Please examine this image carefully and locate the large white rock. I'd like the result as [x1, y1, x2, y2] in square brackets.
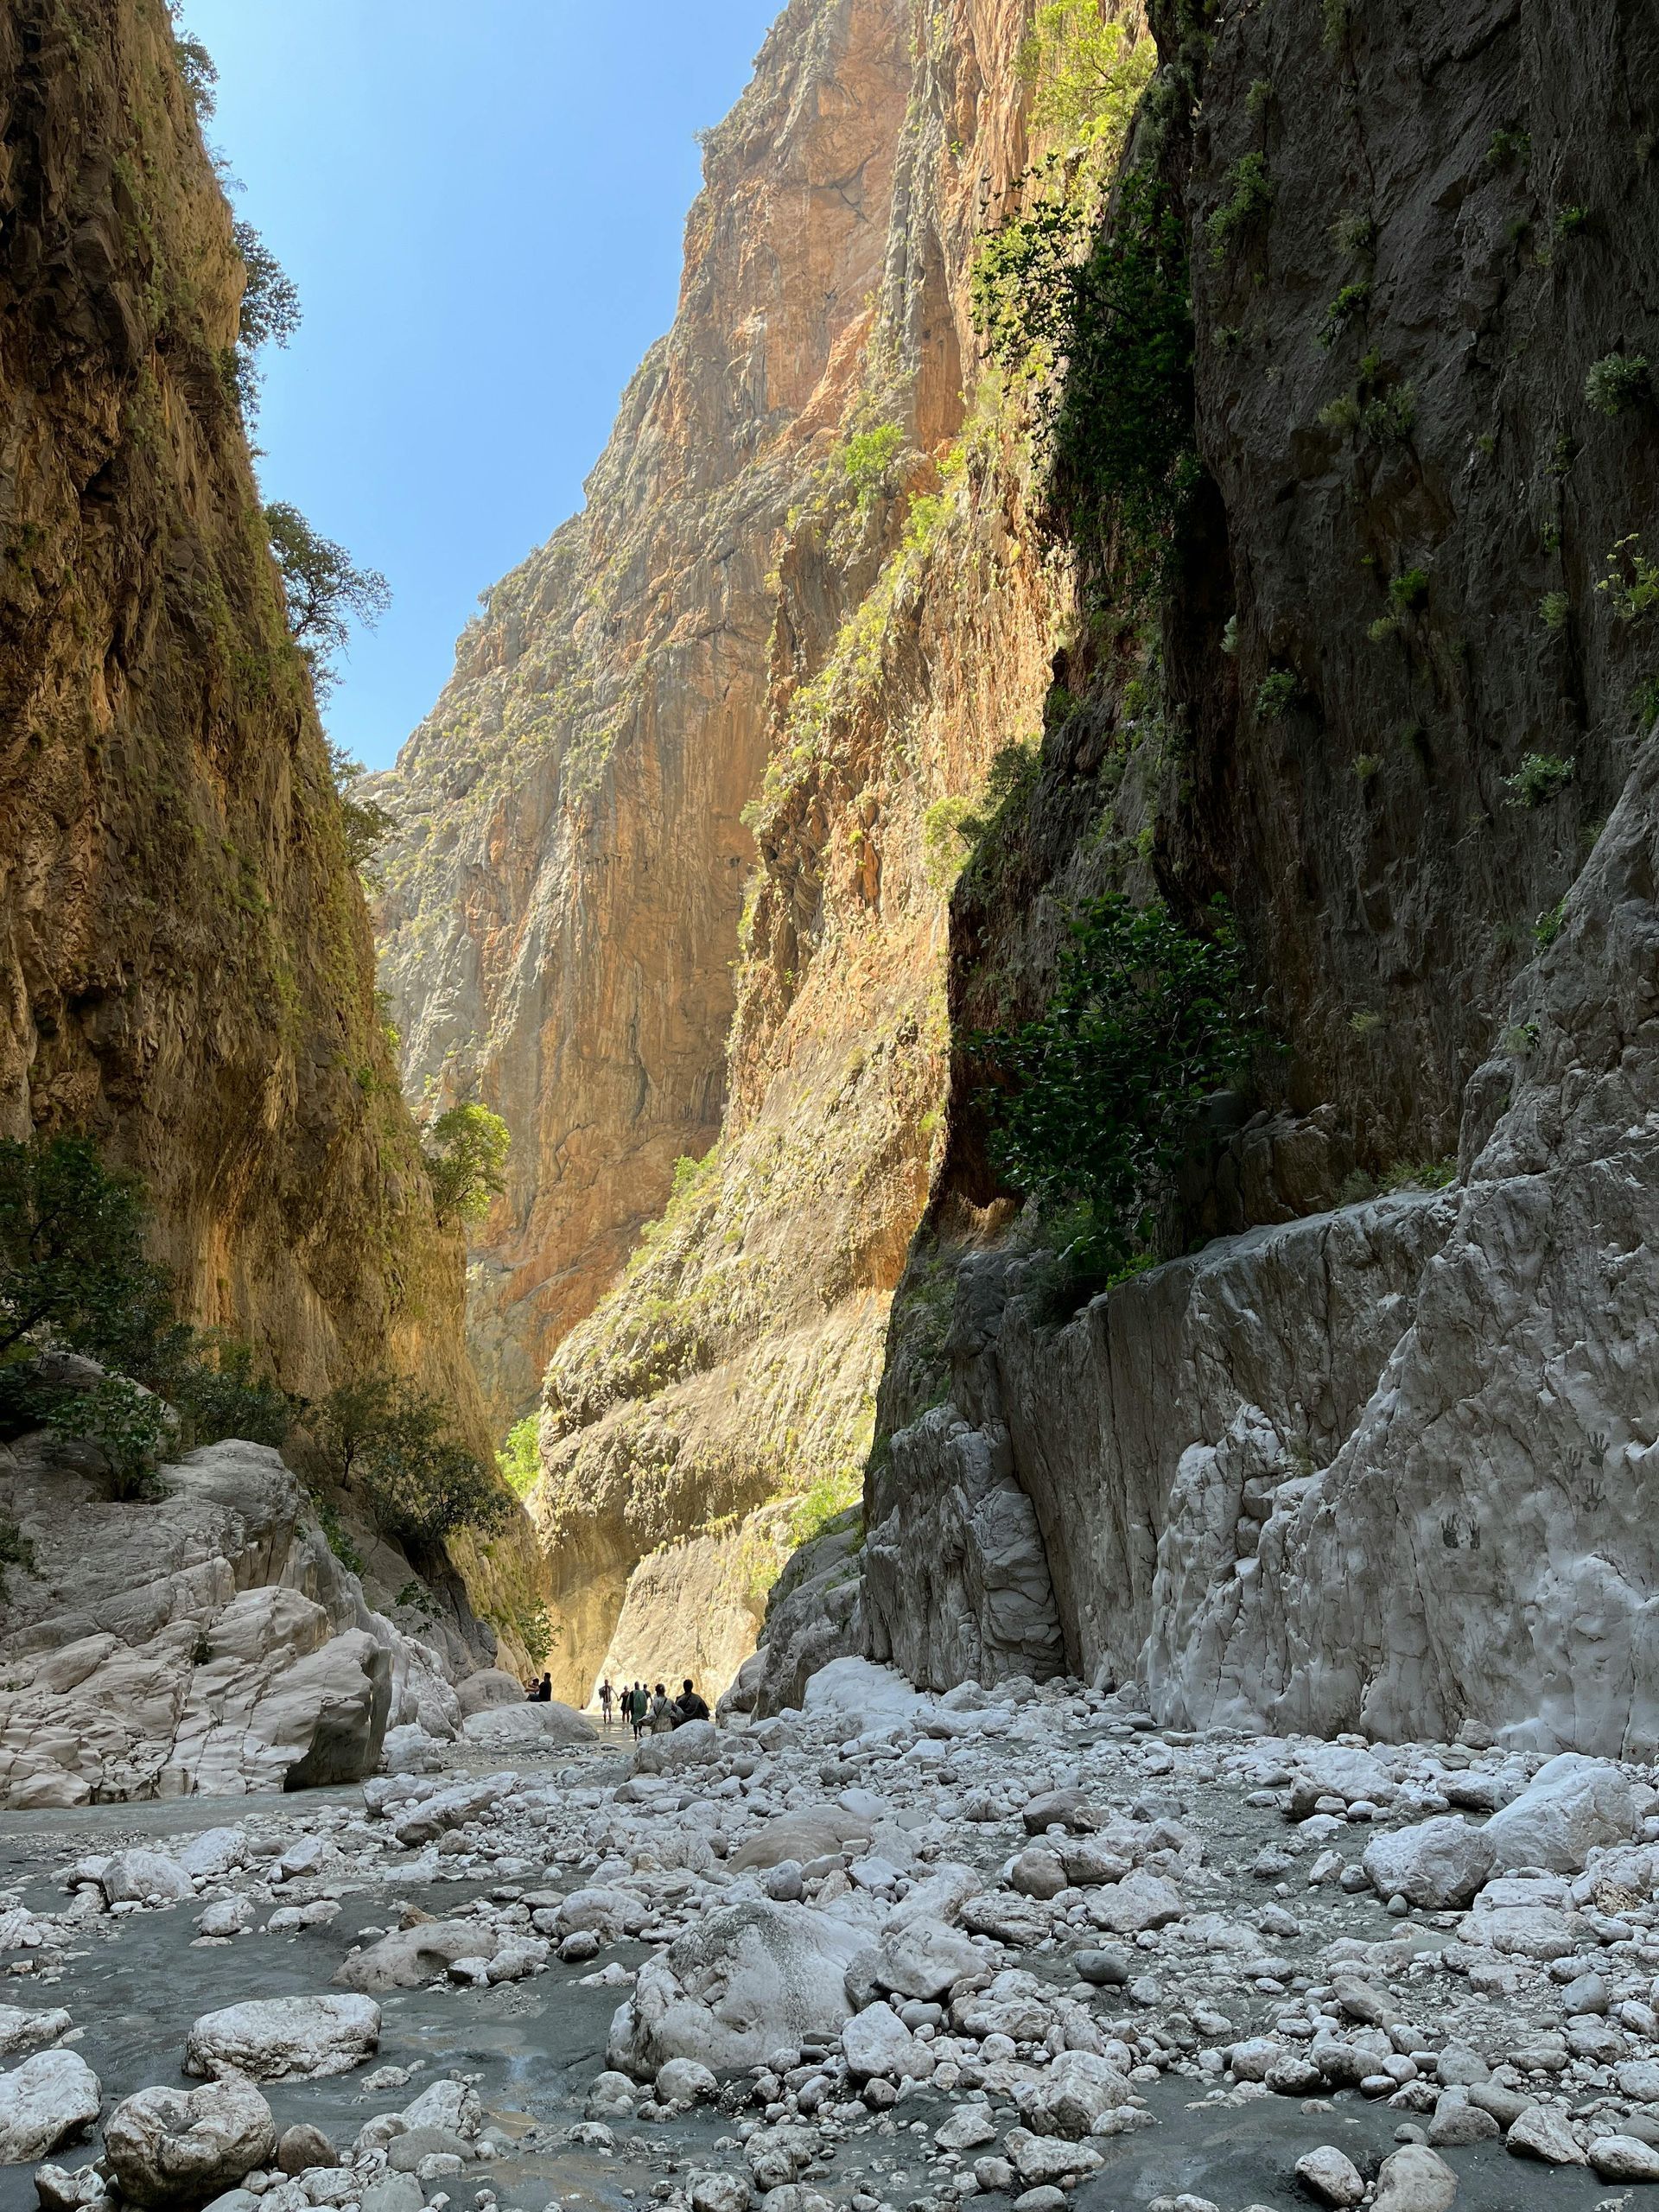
[1362, 1815, 1494, 1908]
[841, 2004, 934, 2082]
[101, 1852, 195, 1906]
[800, 1659, 925, 1732]
[1016, 2050, 1131, 2139]
[0, 2007, 71, 2059]
[1483, 1753, 1637, 1873]
[607, 1901, 866, 2077]
[868, 1916, 983, 2001]
[0, 2049, 100, 2163]
[335, 1923, 491, 1993]
[460, 1700, 595, 1750]
[633, 1719, 718, 1774]
[105, 2080, 276, 2207]
[183, 1996, 380, 2082]
[1089, 1869, 1183, 1933]
[454, 1670, 525, 1716]
[391, 1773, 517, 1846]
[0, 1442, 449, 1806]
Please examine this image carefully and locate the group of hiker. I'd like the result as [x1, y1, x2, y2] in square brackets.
[596, 1675, 709, 1736]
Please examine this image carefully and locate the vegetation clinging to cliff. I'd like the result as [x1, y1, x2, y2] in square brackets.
[973, 896, 1266, 1281]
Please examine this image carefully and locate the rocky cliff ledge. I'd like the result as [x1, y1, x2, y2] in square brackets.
[0, 0, 543, 1648]
[381, 0, 1659, 1744]
[808, 0, 1659, 1749]
[0, 1433, 461, 1807]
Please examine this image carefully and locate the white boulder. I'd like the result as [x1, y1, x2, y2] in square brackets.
[183, 1996, 380, 2082]
[1362, 1815, 1494, 1909]
[0, 2008, 71, 2059]
[1017, 2051, 1131, 2138]
[842, 2004, 934, 2082]
[1483, 1753, 1637, 1873]
[104, 2081, 275, 2207]
[607, 1901, 866, 2077]
[0, 2050, 100, 2163]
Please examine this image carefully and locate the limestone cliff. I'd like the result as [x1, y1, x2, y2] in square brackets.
[839, 0, 1659, 1751]
[0, 0, 541, 1656]
[380, 0, 1659, 1747]
[376, 0, 1075, 1701]
[372, 0, 915, 1428]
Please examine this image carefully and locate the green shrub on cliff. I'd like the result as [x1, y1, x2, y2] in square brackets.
[497, 1412, 542, 1500]
[975, 895, 1265, 1283]
[422, 1103, 511, 1226]
[264, 501, 390, 695]
[315, 1371, 512, 1554]
[0, 1136, 164, 1367]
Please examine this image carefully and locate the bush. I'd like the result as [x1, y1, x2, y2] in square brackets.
[168, 1337, 294, 1451]
[1254, 669, 1299, 720]
[1317, 282, 1372, 350]
[497, 1412, 541, 1500]
[328, 742, 396, 873]
[839, 425, 905, 511]
[1585, 353, 1650, 417]
[422, 1103, 511, 1226]
[264, 503, 390, 696]
[314, 1373, 513, 1555]
[1020, 1, 1152, 150]
[974, 894, 1266, 1281]
[1502, 752, 1576, 807]
[1207, 155, 1274, 265]
[0, 1135, 168, 1367]
[0, 1516, 36, 1605]
[1598, 534, 1659, 622]
[1052, 166, 1197, 596]
[231, 221, 301, 415]
[50, 1375, 174, 1501]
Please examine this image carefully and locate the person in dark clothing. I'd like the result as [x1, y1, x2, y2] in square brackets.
[672, 1676, 709, 1725]
[537, 1674, 552, 1701]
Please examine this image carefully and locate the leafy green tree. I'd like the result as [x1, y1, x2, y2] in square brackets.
[327, 741, 397, 872]
[496, 1412, 541, 1500]
[975, 895, 1265, 1278]
[423, 1104, 511, 1226]
[49, 1375, 175, 1502]
[264, 502, 390, 694]
[312, 1373, 513, 1556]
[169, 1337, 294, 1452]
[231, 220, 302, 415]
[0, 1136, 168, 1364]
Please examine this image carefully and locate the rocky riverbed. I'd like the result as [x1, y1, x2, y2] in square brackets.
[2, 1662, 1656, 2212]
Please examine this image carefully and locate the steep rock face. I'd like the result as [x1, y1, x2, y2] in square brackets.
[844, 0, 1659, 1748]
[384, 0, 1071, 1701]
[0, 1434, 462, 1806]
[0, 0, 543, 1657]
[0, 0, 468, 1402]
[372, 0, 914, 1428]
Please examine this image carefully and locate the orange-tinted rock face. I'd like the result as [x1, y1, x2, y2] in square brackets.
[378, 0, 1083, 1699]
[0, 0, 474, 1421]
[372, 0, 914, 1431]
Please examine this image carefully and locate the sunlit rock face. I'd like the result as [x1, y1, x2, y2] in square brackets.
[376, 0, 1066, 1700]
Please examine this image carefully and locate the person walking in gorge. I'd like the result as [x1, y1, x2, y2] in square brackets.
[629, 1681, 648, 1739]
[598, 1677, 613, 1728]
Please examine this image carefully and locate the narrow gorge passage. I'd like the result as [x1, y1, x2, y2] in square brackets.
[3, 2, 1659, 2212]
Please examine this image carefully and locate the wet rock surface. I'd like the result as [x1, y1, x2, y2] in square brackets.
[0, 1676, 1653, 2212]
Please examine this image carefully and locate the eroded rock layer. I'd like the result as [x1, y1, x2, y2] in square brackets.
[840, 0, 1659, 1749]
[0, 0, 480, 1419]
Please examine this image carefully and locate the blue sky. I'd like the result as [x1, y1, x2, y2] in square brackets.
[186, 0, 781, 769]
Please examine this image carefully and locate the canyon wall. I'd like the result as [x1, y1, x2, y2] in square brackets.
[376, 0, 1077, 1700]
[380, 0, 1659, 1744]
[842, 0, 1659, 1750]
[0, 0, 541, 1656]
